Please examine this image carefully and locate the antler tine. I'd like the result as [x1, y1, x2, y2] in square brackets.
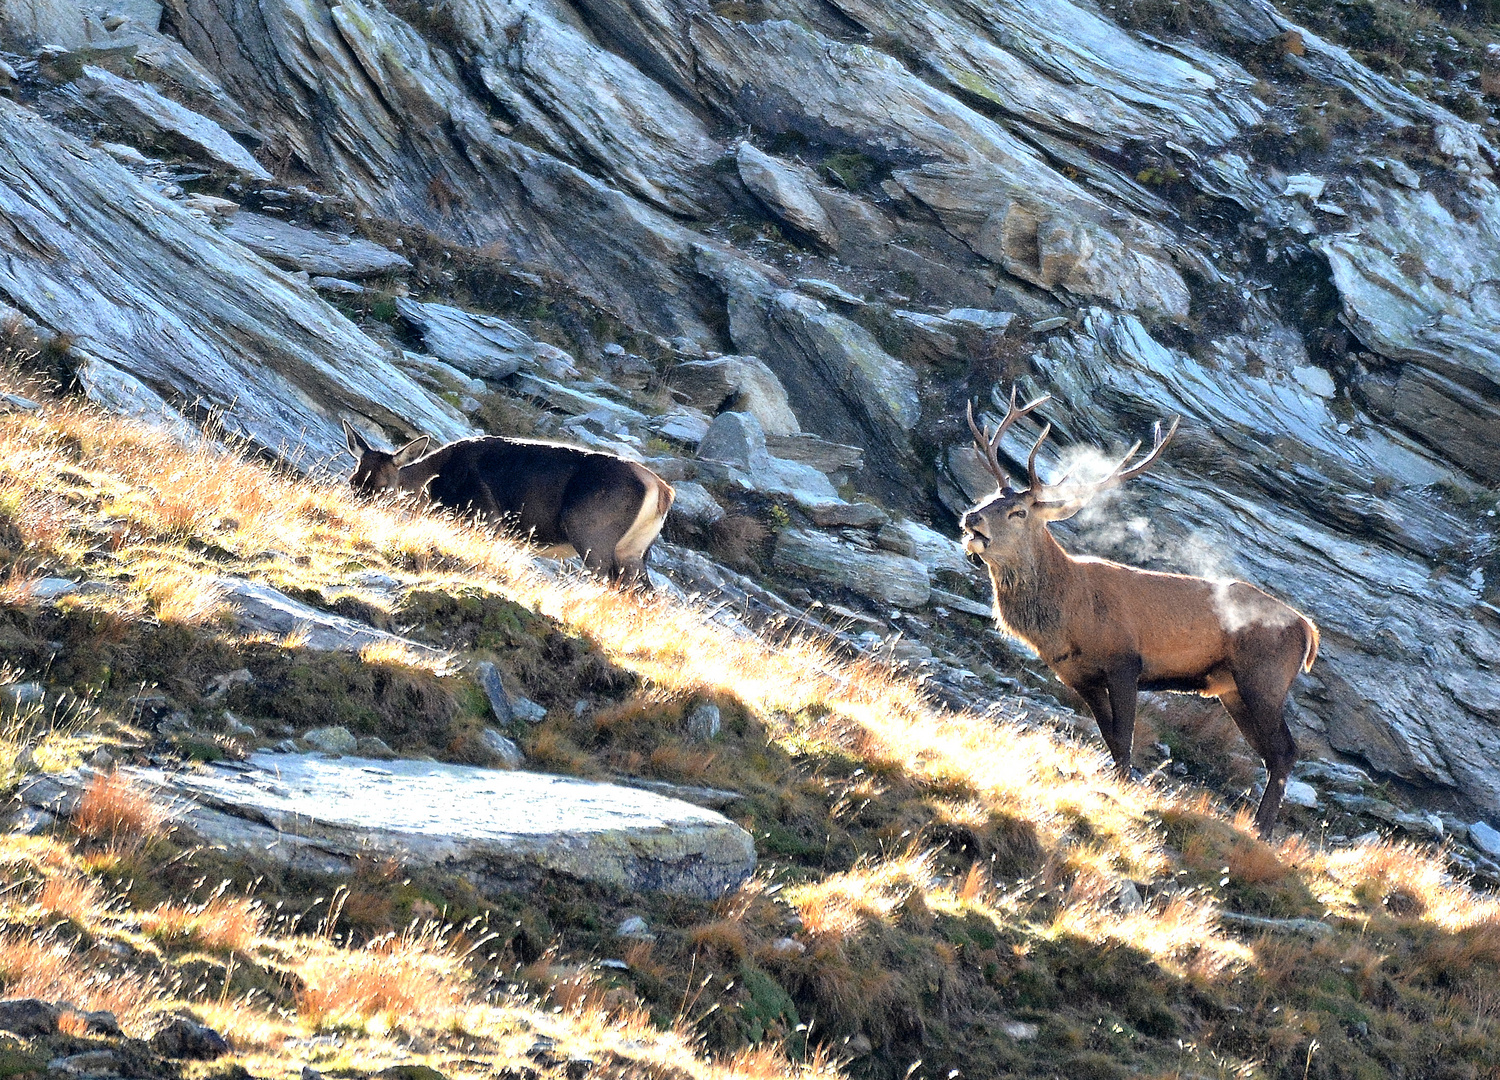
[1103, 415, 1180, 487]
[1025, 423, 1052, 491]
[967, 387, 1052, 488]
[966, 399, 1007, 485]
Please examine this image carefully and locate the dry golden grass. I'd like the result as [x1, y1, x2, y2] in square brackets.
[295, 923, 474, 1032]
[70, 770, 167, 853]
[142, 891, 266, 953]
[357, 636, 454, 675]
[131, 560, 225, 625]
[787, 848, 934, 945]
[0, 929, 162, 1026]
[34, 872, 106, 922]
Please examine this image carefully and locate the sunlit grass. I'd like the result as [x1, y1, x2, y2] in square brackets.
[295, 922, 474, 1032]
[6, 368, 1500, 1079]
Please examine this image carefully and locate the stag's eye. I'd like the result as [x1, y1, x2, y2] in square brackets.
[1009, 508, 1028, 520]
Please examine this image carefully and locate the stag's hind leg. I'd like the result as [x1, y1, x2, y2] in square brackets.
[1220, 683, 1298, 840]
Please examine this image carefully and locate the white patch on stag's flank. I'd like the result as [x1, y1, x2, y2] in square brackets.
[615, 472, 670, 563]
[1211, 579, 1297, 633]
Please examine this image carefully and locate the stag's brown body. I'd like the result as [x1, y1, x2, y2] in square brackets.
[343, 423, 673, 586]
[961, 391, 1318, 838]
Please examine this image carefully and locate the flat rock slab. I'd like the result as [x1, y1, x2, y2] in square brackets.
[221, 212, 412, 278]
[39, 754, 755, 898]
[217, 577, 441, 656]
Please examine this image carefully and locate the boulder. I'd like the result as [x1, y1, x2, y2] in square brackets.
[222, 212, 412, 279]
[148, 1016, 229, 1059]
[735, 142, 837, 249]
[60, 66, 272, 180]
[773, 528, 930, 608]
[698, 411, 773, 473]
[302, 726, 357, 755]
[216, 578, 443, 657]
[476, 660, 513, 725]
[65, 754, 756, 898]
[686, 703, 721, 741]
[396, 299, 578, 381]
[480, 728, 525, 769]
[1472, 821, 1500, 860]
[0, 999, 59, 1037]
[670, 356, 801, 436]
[697, 412, 838, 499]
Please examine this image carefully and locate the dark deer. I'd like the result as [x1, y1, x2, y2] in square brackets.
[343, 422, 674, 587]
[959, 390, 1318, 838]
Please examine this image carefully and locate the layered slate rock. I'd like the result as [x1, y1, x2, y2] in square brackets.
[0, 97, 471, 464]
[220, 212, 412, 279]
[24, 756, 756, 899]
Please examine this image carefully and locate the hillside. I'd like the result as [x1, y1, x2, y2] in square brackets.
[3, 369, 1500, 1080]
[1, 0, 1500, 1075]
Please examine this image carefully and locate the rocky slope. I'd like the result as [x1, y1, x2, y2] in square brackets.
[0, 0, 1497, 819]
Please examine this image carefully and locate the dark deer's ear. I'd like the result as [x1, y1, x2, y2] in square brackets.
[342, 419, 372, 458]
[392, 435, 431, 467]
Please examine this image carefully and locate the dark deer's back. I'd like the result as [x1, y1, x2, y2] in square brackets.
[409, 436, 671, 585]
[423, 437, 645, 546]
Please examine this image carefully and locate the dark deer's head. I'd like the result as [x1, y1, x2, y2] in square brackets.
[342, 420, 430, 495]
[960, 388, 1178, 569]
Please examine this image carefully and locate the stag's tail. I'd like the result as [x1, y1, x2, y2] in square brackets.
[1300, 617, 1320, 673]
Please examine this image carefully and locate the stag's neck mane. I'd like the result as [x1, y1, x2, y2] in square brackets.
[986, 528, 1075, 648]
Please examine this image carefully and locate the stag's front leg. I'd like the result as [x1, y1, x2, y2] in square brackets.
[1073, 678, 1131, 775]
[1104, 660, 1142, 779]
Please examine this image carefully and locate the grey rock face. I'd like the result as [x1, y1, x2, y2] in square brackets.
[221, 212, 412, 279]
[773, 528, 930, 608]
[670, 355, 801, 437]
[79, 754, 754, 898]
[61, 65, 272, 180]
[0, 97, 471, 468]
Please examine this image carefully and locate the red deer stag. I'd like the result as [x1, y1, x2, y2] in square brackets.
[343, 422, 674, 587]
[959, 389, 1318, 838]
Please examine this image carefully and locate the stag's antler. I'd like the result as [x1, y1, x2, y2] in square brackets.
[1033, 415, 1181, 516]
[966, 386, 1051, 489]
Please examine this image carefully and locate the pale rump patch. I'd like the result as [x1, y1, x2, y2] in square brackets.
[615, 468, 673, 564]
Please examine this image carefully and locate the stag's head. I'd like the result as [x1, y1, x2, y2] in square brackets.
[343, 420, 430, 495]
[959, 388, 1178, 566]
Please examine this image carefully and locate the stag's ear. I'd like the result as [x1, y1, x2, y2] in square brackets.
[342, 419, 372, 458]
[392, 435, 431, 467]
